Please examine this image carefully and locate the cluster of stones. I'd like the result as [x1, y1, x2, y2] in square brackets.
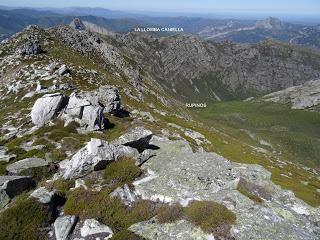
[31, 85, 121, 131]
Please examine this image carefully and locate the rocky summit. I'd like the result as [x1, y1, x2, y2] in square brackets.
[0, 16, 319, 240]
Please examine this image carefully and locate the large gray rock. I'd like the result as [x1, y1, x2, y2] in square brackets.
[30, 187, 55, 204]
[81, 105, 107, 131]
[80, 219, 113, 238]
[6, 158, 49, 175]
[0, 176, 33, 198]
[84, 85, 121, 114]
[31, 93, 66, 126]
[0, 176, 33, 209]
[114, 127, 153, 153]
[64, 92, 91, 117]
[54, 215, 77, 240]
[60, 138, 139, 179]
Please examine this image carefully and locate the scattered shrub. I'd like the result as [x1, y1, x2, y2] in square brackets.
[20, 165, 55, 182]
[157, 204, 184, 223]
[237, 180, 264, 203]
[184, 200, 236, 233]
[64, 189, 157, 234]
[112, 230, 145, 240]
[0, 196, 50, 240]
[61, 137, 84, 153]
[17, 149, 45, 160]
[47, 149, 67, 162]
[104, 157, 142, 188]
[0, 162, 7, 175]
[46, 178, 75, 196]
[47, 121, 78, 142]
[7, 147, 27, 157]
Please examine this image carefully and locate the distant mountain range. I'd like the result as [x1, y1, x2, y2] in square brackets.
[0, 7, 320, 49]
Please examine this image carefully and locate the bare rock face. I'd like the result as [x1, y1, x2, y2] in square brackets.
[31, 93, 67, 127]
[62, 86, 120, 131]
[59, 138, 139, 179]
[263, 79, 320, 109]
[83, 85, 121, 114]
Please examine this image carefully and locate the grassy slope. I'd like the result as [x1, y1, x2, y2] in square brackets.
[189, 101, 320, 206]
[196, 101, 320, 168]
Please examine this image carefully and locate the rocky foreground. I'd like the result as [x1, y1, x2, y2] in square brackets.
[0, 24, 319, 240]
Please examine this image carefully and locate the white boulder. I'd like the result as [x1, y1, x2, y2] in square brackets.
[30, 187, 55, 204]
[31, 93, 66, 126]
[80, 219, 113, 238]
[60, 138, 139, 179]
[54, 215, 77, 240]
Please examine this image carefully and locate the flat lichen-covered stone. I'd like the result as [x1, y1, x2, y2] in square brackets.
[129, 219, 214, 240]
[132, 138, 320, 240]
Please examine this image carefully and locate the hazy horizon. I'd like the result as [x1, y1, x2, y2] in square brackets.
[0, 0, 319, 17]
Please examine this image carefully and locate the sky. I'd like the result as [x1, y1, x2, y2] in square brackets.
[0, 0, 319, 16]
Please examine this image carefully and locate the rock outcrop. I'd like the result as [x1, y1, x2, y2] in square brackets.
[132, 138, 320, 240]
[6, 158, 49, 175]
[262, 79, 320, 109]
[59, 138, 139, 179]
[70, 18, 86, 31]
[30, 85, 120, 130]
[61, 86, 121, 131]
[66, 97, 108, 131]
[31, 93, 67, 127]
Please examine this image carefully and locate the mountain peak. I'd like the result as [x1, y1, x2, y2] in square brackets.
[70, 18, 86, 30]
[255, 17, 283, 30]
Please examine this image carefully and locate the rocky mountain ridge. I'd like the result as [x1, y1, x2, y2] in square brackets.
[0, 24, 319, 240]
[63, 21, 320, 101]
